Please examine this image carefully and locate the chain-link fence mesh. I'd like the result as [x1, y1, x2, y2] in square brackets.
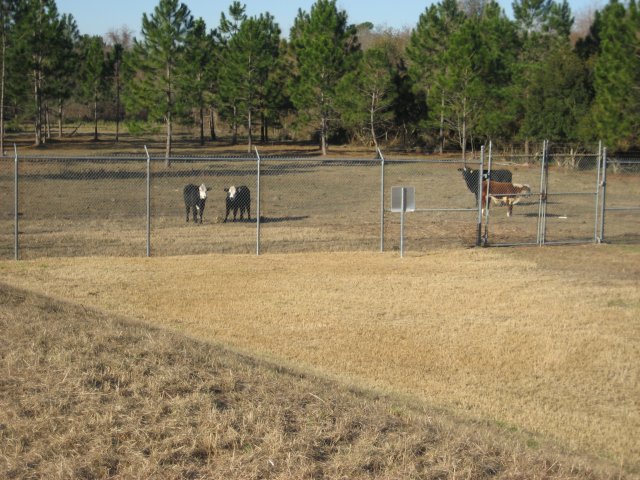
[0, 157, 13, 259]
[1, 143, 637, 260]
[602, 155, 640, 243]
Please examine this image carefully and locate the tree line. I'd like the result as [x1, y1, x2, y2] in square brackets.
[1, 0, 639, 161]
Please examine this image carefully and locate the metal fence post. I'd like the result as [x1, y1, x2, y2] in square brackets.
[255, 146, 261, 256]
[594, 140, 602, 243]
[13, 144, 18, 260]
[482, 141, 493, 246]
[537, 140, 549, 246]
[476, 145, 484, 246]
[378, 147, 385, 252]
[144, 145, 151, 257]
[599, 147, 608, 242]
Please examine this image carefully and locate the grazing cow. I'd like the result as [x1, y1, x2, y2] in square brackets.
[460, 166, 513, 201]
[183, 183, 210, 224]
[223, 185, 251, 222]
[481, 180, 531, 217]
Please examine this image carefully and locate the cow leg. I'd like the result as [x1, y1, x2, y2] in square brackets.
[192, 206, 198, 222]
[224, 206, 230, 223]
[247, 204, 251, 220]
[233, 206, 238, 222]
[186, 205, 190, 222]
[507, 201, 513, 217]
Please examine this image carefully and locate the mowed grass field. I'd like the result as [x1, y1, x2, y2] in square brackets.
[1, 244, 639, 478]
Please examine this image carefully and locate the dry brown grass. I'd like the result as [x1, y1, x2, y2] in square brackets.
[0, 281, 625, 479]
[1, 245, 639, 478]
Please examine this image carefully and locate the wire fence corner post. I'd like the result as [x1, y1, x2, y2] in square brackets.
[476, 145, 485, 246]
[144, 145, 151, 257]
[255, 146, 261, 256]
[599, 147, 608, 243]
[482, 141, 493, 246]
[536, 140, 549, 246]
[378, 147, 385, 253]
[13, 143, 18, 260]
[594, 140, 603, 243]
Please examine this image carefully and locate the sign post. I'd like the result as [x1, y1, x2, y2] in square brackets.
[391, 186, 415, 257]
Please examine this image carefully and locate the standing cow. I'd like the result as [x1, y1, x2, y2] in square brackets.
[223, 185, 251, 222]
[481, 180, 531, 217]
[460, 166, 513, 201]
[183, 183, 210, 224]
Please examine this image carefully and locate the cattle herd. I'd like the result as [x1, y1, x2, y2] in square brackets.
[459, 166, 531, 217]
[183, 183, 251, 225]
[183, 168, 530, 225]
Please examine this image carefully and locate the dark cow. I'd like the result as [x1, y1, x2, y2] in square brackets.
[481, 180, 531, 217]
[223, 185, 251, 222]
[183, 183, 209, 224]
[460, 166, 513, 201]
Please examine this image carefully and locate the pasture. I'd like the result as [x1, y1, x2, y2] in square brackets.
[2, 145, 638, 259]
[1, 245, 639, 478]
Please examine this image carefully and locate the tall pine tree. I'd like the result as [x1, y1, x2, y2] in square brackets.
[591, 0, 640, 150]
[289, 0, 359, 155]
[125, 0, 193, 165]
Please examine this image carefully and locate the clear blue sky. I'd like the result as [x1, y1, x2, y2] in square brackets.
[56, 0, 602, 39]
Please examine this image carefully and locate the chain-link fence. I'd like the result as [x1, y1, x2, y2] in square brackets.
[601, 153, 640, 243]
[1, 143, 638, 260]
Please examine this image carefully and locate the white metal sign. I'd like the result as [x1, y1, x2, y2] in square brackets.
[391, 186, 415, 212]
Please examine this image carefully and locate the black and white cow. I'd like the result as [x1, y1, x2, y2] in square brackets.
[183, 183, 210, 224]
[223, 185, 251, 222]
[459, 166, 513, 201]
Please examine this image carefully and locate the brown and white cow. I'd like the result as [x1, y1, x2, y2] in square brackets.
[481, 180, 531, 217]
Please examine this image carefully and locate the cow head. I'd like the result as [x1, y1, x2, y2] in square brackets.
[199, 184, 209, 200]
[225, 185, 237, 199]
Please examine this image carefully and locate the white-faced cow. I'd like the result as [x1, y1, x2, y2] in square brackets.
[460, 166, 513, 201]
[183, 183, 210, 224]
[481, 180, 531, 217]
[223, 185, 251, 222]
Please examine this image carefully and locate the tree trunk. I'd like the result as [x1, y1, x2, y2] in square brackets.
[439, 91, 445, 154]
[0, 31, 5, 155]
[115, 71, 121, 142]
[370, 92, 378, 151]
[199, 105, 204, 146]
[57, 99, 63, 138]
[231, 105, 238, 145]
[34, 69, 42, 146]
[321, 114, 328, 156]
[209, 107, 216, 141]
[93, 96, 99, 141]
[165, 111, 172, 167]
[247, 107, 252, 153]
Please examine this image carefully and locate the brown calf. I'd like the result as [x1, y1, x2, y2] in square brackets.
[481, 180, 531, 217]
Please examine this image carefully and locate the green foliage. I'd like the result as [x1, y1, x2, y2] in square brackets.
[1, 0, 639, 153]
[590, 0, 640, 150]
[124, 0, 194, 160]
[336, 46, 397, 148]
[289, 0, 360, 153]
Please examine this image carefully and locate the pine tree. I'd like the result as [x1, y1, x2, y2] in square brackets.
[179, 18, 217, 146]
[336, 46, 396, 150]
[0, 0, 18, 153]
[406, 0, 465, 152]
[218, 12, 280, 151]
[10, 0, 65, 146]
[78, 35, 107, 141]
[289, 0, 359, 155]
[591, 0, 640, 150]
[125, 0, 193, 165]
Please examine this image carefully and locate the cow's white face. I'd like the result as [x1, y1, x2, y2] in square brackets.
[227, 185, 237, 199]
[199, 184, 208, 200]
